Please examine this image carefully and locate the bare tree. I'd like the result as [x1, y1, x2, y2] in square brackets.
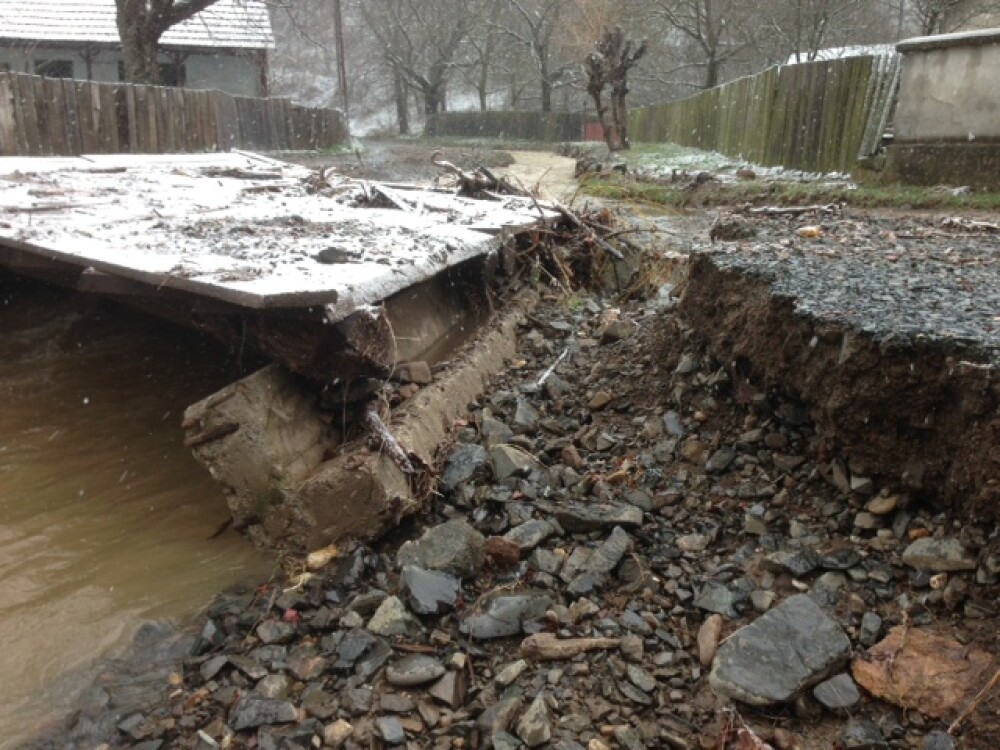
[651, 0, 748, 89]
[500, 0, 574, 111]
[115, 0, 220, 83]
[585, 27, 648, 150]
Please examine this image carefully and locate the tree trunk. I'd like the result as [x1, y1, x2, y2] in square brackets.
[704, 55, 720, 89]
[540, 77, 552, 112]
[117, 10, 161, 84]
[394, 68, 409, 135]
[612, 89, 631, 151]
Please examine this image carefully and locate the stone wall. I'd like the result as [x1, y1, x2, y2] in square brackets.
[887, 29, 1000, 188]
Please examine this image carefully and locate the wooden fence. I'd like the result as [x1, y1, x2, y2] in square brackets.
[0, 72, 349, 156]
[630, 55, 900, 174]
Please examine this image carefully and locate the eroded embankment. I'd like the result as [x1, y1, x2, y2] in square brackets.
[679, 251, 999, 520]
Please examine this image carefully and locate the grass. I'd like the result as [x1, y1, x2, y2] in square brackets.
[580, 173, 1000, 212]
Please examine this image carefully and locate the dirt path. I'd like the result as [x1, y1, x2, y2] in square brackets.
[501, 150, 579, 203]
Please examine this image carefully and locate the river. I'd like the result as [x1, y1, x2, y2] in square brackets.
[0, 272, 273, 747]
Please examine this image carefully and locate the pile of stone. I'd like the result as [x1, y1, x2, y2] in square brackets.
[95, 292, 997, 750]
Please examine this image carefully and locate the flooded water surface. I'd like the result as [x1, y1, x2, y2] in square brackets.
[0, 273, 273, 747]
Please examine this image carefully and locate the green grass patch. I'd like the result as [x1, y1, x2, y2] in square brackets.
[581, 173, 1000, 211]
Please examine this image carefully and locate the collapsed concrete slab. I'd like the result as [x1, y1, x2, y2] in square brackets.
[183, 292, 537, 551]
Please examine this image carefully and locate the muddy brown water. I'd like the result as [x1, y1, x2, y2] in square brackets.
[0, 274, 273, 747]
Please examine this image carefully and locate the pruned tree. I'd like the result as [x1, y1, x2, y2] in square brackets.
[115, 0, 219, 83]
[585, 26, 648, 150]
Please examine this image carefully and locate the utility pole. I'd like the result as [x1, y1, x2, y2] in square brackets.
[332, 0, 350, 119]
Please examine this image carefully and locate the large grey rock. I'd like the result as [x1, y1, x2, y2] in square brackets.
[812, 673, 860, 712]
[583, 527, 632, 575]
[504, 520, 557, 552]
[490, 444, 544, 480]
[554, 503, 643, 533]
[385, 654, 446, 687]
[901, 538, 977, 572]
[709, 594, 851, 706]
[477, 696, 523, 735]
[400, 566, 460, 615]
[366, 596, 422, 637]
[396, 520, 486, 578]
[460, 592, 553, 639]
[440, 444, 489, 492]
[229, 697, 298, 731]
[516, 694, 552, 748]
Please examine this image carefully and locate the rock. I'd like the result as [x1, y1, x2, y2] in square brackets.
[750, 590, 776, 612]
[922, 731, 956, 750]
[901, 538, 977, 572]
[504, 520, 557, 552]
[385, 654, 446, 687]
[255, 674, 291, 700]
[866, 493, 900, 515]
[516, 694, 552, 748]
[858, 610, 882, 646]
[335, 628, 376, 670]
[257, 619, 296, 645]
[837, 719, 888, 750]
[694, 582, 745, 619]
[400, 566, 460, 615]
[852, 626, 995, 718]
[613, 726, 645, 750]
[323, 720, 353, 747]
[229, 697, 298, 731]
[583, 527, 632, 575]
[514, 398, 541, 432]
[663, 411, 685, 437]
[709, 594, 851, 706]
[677, 533, 710, 553]
[486, 536, 522, 568]
[440, 444, 489, 492]
[395, 361, 432, 385]
[477, 696, 523, 735]
[812, 673, 860, 712]
[697, 614, 724, 667]
[588, 391, 613, 411]
[287, 649, 326, 681]
[396, 520, 486, 578]
[428, 670, 467, 708]
[493, 731, 522, 750]
[375, 715, 407, 745]
[626, 664, 657, 692]
[600, 320, 635, 343]
[554, 503, 643, 532]
[762, 549, 820, 577]
[495, 659, 530, 686]
[366, 596, 422, 637]
[257, 721, 322, 750]
[461, 592, 553, 639]
[706, 447, 737, 473]
[482, 417, 515, 447]
[675, 354, 699, 374]
[490, 444, 545, 480]
[342, 686, 373, 715]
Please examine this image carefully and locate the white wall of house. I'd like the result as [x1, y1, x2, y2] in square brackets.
[0, 44, 264, 96]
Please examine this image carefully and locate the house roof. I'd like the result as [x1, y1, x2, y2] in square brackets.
[0, 0, 274, 50]
[785, 44, 895, 65]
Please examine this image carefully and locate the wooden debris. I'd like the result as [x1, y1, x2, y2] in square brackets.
[362, 400, 415, 475]
[518, 632, 621, 661]
[431, 151, 527, 198]
[948, 666, 1000, 735]
[746, 204, 839, 216]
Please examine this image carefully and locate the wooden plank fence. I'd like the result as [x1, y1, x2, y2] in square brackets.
[630, 55, 900, 174]
[0, 72, 348, 157]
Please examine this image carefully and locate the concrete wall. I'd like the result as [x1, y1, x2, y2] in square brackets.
[0, 44, 264, 97]
[887, 29, 1000, 187]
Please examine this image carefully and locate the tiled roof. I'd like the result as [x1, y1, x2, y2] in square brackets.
[0, 0, 274, 50]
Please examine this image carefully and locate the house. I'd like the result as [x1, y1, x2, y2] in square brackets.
[0, 0, 273, 96]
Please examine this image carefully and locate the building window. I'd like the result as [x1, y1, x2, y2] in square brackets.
[35, 59, 74, 78]
[117, 61, 186, 86]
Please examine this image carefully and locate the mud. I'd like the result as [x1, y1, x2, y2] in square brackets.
[679, 253, 1000, 520]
